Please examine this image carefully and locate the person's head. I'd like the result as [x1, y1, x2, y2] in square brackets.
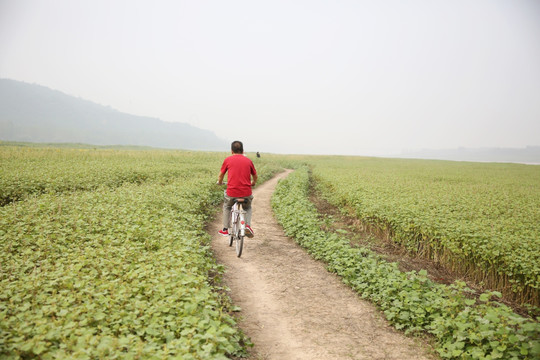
[231, 140, 244, 154]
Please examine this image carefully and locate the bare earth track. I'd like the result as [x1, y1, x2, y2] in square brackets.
[210, 170, 436, 360]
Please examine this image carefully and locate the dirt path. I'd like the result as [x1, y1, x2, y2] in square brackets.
[210, 170, 435, 360]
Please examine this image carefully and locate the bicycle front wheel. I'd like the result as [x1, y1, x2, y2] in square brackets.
[236, 234, 244, 257]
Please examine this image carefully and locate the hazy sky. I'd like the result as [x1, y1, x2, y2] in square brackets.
[1, 0, 539, 155]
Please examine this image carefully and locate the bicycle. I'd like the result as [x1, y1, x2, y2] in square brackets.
[228, 197, 248, 257]
[217, 182, 249, 257]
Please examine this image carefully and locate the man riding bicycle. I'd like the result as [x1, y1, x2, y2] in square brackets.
[217, 140, 258, 237]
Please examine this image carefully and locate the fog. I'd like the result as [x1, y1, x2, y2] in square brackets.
[1, 0, 539, 156]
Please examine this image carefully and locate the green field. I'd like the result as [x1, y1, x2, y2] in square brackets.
[272, 166, 539, 359]
[1, 144, 539, 359]
[308, 156, 540, 306]
[0, 146, 280, 359]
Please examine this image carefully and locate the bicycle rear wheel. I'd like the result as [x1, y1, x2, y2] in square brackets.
[229, 222, 236, 247]
[236, 233, 244, 257]
[229, 210, 236, 247]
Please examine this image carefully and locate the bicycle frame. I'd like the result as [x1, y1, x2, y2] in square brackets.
[238, 204, 246, 234]
[229, 200, 247, 256]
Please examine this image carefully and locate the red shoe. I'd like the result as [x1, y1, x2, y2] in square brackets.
[218, 228, 229, 236]
[245, 225, 254, 238]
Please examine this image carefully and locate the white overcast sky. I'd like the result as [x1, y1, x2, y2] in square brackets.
[1, 0, 539, 155]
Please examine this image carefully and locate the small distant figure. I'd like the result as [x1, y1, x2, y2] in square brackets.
[256, 151, 261, 158]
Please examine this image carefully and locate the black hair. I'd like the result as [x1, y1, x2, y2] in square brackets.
[231, 140, 243, 154]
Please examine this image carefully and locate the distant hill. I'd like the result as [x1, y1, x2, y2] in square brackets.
[399, 146, 540, 164]
[0, 78, 228, 151]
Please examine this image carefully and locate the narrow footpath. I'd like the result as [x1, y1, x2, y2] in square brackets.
[210, 170, 435, 360]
